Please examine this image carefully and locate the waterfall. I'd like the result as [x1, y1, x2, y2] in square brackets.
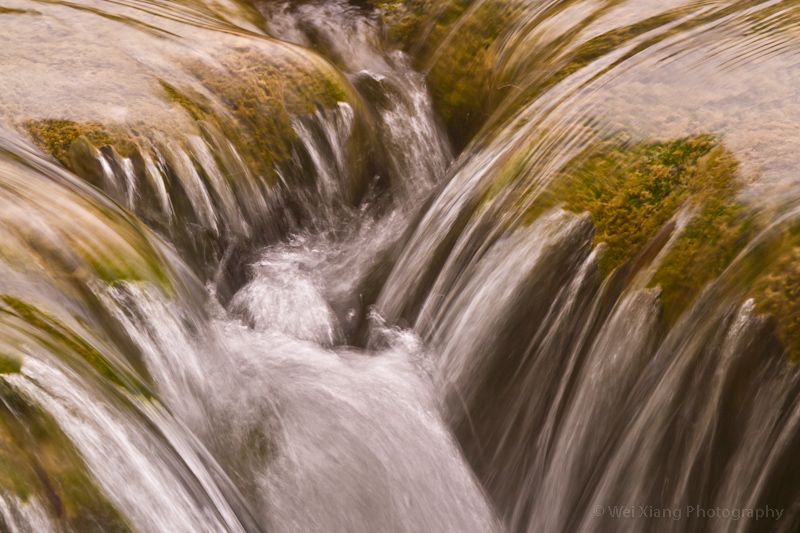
[2, 0, 800, 531]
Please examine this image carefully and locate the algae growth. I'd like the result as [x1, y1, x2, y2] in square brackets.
[747, 229, 800, 362]
[374, 0, 518, 148]
[542, 135, 742, 276]
[0, 379, 131, 531]
[539, 133, 800, 359]
[184, 46, 349, 185]
[25, 120, 137, 170]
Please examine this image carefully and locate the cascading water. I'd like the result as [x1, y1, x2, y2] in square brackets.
[3, 0, 800, 531]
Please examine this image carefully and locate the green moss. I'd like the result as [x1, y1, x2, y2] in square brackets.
[0, 381, 131, 531]
[373, 0, 517, 148]
[542, 135, 730, 275]
[374, 0, 465, 54]
[522, 132, 800, 359]
[500, 132, 765, 330]
[183, 48, 347, 186]
[0, 353, 22, 375]
[25, 120, 136, 168]
[158, 80, 209, 122]
[425, 1, 512, 147]
[748, 231, 800, 362]
[86, 242, 169, 290]
[374, 0, 474, 50]
[647, 146, 752, 323]
[373, 0, 427, 45]
[0, 296, 150, 398]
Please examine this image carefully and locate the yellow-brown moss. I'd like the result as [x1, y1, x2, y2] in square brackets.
[529, 132, 800, 359]
[546, 136, 735, 274]
[748, 230, 800, 362]
[158, 80, 210, 122]
[182, 48, 348, 184]
[0, 296, 151, 397]
[373, 0, 429, 46]
[374, 0, 518, 148]
[648, 146, 753, 324]
[424, 0, 515, 147]
[0, 380, 131, 531]
[25, 119, 136, 168]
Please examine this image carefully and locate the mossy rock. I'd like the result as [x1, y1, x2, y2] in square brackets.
[26, 120, 137, 170]
[22, 38, 368, 286]
[155, 45, 371, 289]
[529, 135, 740, 274]
[648, 146, 754, 324]
[180, 44, 354, 192]
[10, 0, 376, 296]
[371, 0, 431, 46]
[0, 296, 152, 397]
[0, 380, 131, 531]
[523, 131, 800, 361]
[373, 0, 519, 148]
[423, 0, 518, 148]
[746, 229, 800, 362]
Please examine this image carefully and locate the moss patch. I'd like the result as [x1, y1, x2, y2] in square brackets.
[0, 296, 151, 398]
[503, 133, 764, 328]
[0, 353, 22, 375]
[543, 135, 738, 274]
[158, 80, 209, 122]
[373, 0, 518, 148]
[0, 380, 131, 531]
[184, 48, 347, 184]
[25, 120, 136, 169]
[649, 146, 753, 324]
[424, 0, 515, 147]
[748, 230, 800, 362]
[521, 131, 800, 360]
[372, 0, 430, 46]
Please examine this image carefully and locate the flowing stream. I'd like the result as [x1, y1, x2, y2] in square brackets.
[2, 0, 800, 532]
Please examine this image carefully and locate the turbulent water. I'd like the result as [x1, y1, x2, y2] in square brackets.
[2, 0, 800, 532]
